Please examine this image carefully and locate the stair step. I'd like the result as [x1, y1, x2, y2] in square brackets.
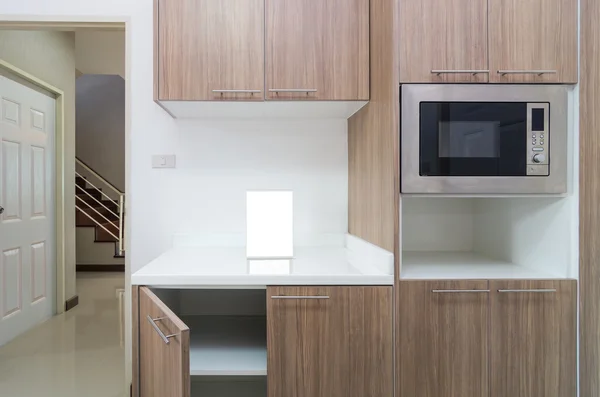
[96, 221, 120, 242]
[77, 188, 103, 199]
[76, 206, 119, 226]
[76, 176, 86, 188]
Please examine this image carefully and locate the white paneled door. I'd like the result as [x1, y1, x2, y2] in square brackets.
[0, 75, 56, 346]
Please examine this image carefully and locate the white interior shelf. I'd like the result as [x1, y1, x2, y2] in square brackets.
[184, 316, 267, 376]
[401, 251, 563, 280]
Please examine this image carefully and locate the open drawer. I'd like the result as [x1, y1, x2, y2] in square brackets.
[133, 287, 267, 397]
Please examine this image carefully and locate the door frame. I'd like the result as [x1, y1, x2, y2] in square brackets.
[0, 16, 130, 320]
[0, 59, 66, 314]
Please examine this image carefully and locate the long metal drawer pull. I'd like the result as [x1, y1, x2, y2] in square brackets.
[212, 89, 261, 94]
[431, 70, 490, 75]
[146, 315, 177, 345]
[498, 289, 557, 293]
[498, 70, 557, 76]
[432, 289, 490, 293]
[271, 295, 330, 299]
[268, 89, 318, 93]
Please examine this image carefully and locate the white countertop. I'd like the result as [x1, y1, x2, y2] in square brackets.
[132, 235, 394, 287]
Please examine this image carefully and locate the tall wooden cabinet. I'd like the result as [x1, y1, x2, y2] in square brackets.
[265, 0, 370, 100]
[399, 0, 488, 83]
[399, 0, 578, 83]
[155, 0, 264, 101]
[490, 280, 577, 397]
[267, 286, 392, 397]
[397, 281, 490, 397]
[489, 0, 578, 83]
[397, 280, 577, 397]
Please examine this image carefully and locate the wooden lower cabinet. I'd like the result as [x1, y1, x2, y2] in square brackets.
[397, 280, 490, 397]
[267, 286, 393, 397]
[137, 287, 190, 397]
[490, 280, 577, 397]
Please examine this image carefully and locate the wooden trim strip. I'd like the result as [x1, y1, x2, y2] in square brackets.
[76, 264, 124, 272]
[580, 0, 600, 395]
[65, 295, 79, 312]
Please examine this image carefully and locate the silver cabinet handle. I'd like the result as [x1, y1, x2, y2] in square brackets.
[271, 295, 329, 299]
[268, 89, 317, 93]
[431, 70, 490, 75]
[432, 289, 490, 293]
[212, 89, 261, 94]
[146, 315, 177, 345]
[498, 289, 557, 293]
[498, 70, 557, 76]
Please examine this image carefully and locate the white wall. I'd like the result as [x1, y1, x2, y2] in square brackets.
[169, 119, 348, 242]
[0, 30, 77, 301]
[76, 74, 125, 191]
[75, 30, 125, 77]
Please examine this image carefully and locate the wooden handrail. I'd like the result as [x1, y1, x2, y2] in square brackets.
[75, 157, 123, 195]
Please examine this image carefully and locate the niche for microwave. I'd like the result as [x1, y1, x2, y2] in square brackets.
[419, 102, 529, 177]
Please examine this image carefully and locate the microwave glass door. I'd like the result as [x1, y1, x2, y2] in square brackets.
[419, 102, 547, 176]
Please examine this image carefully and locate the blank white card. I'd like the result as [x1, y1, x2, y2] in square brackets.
[246, 191, 293, 259]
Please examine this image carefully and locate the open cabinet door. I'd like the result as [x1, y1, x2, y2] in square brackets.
[138, 287, 190, 397]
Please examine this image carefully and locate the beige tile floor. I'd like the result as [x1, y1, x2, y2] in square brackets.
[0, 272, 126, 397]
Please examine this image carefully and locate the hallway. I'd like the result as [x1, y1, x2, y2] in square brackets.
[0, 272, 126, 397]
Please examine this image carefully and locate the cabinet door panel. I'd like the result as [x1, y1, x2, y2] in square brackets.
[265, 0, 369, 100]
[399, 0, 488, 83]
[139, 287, 190, 397]
[397, 280, 489, 397]
[489, 0, 578, 83]
[490, 280, 577, 397]
[267, 286, 392, 397]
[157, 0, 264, 101]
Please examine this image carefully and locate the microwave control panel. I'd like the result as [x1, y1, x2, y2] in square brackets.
[527, 103, 550, 176]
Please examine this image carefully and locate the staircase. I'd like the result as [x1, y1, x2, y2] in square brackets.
[75, 159, 125, 258]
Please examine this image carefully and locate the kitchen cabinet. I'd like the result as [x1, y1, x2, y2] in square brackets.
[397, 280, 490, 397]
[490, 280, 577, 397]
[398, 0, 577, 84]
[399, 0, 488, 83]
[267, 286, 392, 397]
[155, 0, 264, 101]
[138, 287, 190, 397]
[265, 0, 369, 100]
[488, 0, 578, 83]
[133, 286, 392, 397]
[397, 279, 577, 397]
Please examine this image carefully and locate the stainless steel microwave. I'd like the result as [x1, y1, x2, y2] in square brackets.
[401, 84, 568, 194]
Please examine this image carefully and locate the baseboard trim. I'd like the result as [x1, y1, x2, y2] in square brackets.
[65, 295, 79, 312]
[77, 264, 125, 272]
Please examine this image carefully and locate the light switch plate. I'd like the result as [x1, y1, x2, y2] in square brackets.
[152, 155, 176, 168]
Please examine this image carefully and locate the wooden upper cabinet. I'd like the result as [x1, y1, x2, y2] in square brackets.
[399, 0, 489, 83]
[397, 280, 490, 397]
[489, 0, 578, 83]
[155, 0, 264, 101]
[138, 287, 190, 397]
[265, 0, 370, 100]
[267, 286, 392, 397]
[490, 280, 577, 397]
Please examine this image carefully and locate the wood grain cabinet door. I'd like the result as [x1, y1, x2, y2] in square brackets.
[265, 0, 369, 100]
[488, 0, 578, 83]
[138, 287, 190, 397]
[156, 0, 264, 101]
[399, 0, 488, 83]
[490, 280, 577, 397]
[397, 280, 490, 397]
[267, 286, 392, 397]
